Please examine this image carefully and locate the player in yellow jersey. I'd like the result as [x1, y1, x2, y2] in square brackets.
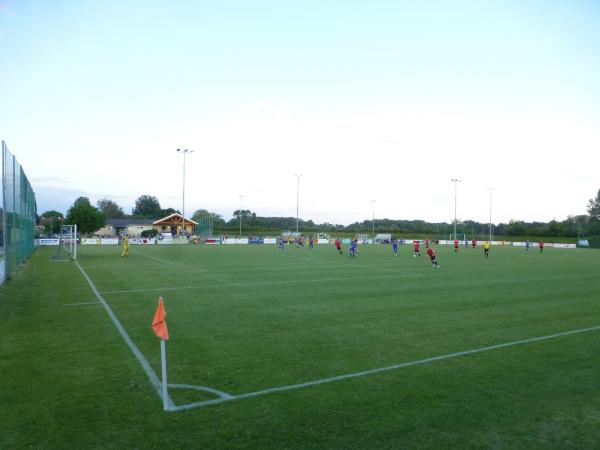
[121, 235, 129, 257]
[483, 240, 490, 258]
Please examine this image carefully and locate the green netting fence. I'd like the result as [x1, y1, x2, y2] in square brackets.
[1, 141, 37, 284]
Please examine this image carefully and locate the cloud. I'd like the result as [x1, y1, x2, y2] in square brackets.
[0, 2, 14, 17]
[30, 176, 74, 188]
[0, 2, 15, 17]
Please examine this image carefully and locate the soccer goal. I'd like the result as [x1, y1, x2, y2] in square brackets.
[449, 233, 466, 242]
[52, 225, 77, 261]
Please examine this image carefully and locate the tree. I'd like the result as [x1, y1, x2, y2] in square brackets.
[65, 197, 105, 236]
[191, 209, 210, 222]
[192, 209, 224, 224]
[40, 210, 63, 219]
[159, 207, 179, 217]
[39, 210, 64, 236]
[504, 220, 527, 236]
[141, 229, 158, 238]
[232, 209, 253, 223]
[97, 199, 125, 219]
[133, 195, 161, 218]
[588, 189, 600, 222]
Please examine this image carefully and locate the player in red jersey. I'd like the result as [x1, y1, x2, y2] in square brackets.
[413, 240, 421, 257]
[427, 247, 439, 267]
[453, 239, 459, 252]
[425, 238, 430, 249]
[471, 239, 476, 248]
[539, 240, 544, 253]
[334, 238, 343, 255]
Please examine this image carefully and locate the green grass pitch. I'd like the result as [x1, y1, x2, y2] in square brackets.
[2, 243, 600, 449]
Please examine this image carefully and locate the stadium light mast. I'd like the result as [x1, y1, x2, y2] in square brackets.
[371, 200, 376, 238]
[451, 178, 461, 238]
[294, 174, 302, 233]
[239, 194, 244, 238]
[489, 187, 493, 241]
[177, 149, 194, 237]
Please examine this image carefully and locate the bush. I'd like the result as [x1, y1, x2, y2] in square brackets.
[584, 235, 600, 249]
[141, 229, 158, 238]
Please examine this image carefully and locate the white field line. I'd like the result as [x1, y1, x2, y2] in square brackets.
[169, 383, 233, 399]
[169, 323, 600, 412]
[75, 260, 175, 409]
[100, 274, 418, 295]
[129, 250, 175, 265]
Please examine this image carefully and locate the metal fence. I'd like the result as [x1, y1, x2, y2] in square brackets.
[1, 141, 37, 284]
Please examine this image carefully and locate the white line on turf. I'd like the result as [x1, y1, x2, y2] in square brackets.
[100, 274, 419, 295]
[129, 250, 175, 265]
[75, 260, 175, 410]
[169, 323, 600, 412]
[169, 383, 233, 399]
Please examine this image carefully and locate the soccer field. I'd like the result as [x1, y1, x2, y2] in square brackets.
[3, 243, 600, 449]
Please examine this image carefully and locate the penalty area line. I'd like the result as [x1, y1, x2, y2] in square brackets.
[170, 323, 600, 412]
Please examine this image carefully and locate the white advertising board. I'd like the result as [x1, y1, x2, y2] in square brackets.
[38, 239, 60, 246]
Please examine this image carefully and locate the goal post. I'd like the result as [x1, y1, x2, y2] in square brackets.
[52, 225, 77, 261]
[449, 233, 466, 242]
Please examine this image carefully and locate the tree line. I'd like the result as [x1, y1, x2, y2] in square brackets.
[37, 190, 600, 244]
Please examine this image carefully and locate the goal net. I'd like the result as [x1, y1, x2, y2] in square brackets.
[52, 225, 77, 261]
[449, 233, 466, 242]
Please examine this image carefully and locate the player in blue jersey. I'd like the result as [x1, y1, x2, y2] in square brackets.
[392, 237, 398, 256]
[349, 238, 358, 259]
[309, 236, 314, 249]
[278, 236, 285, 251]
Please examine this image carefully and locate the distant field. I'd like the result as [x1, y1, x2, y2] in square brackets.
[2, 242, 600, 449]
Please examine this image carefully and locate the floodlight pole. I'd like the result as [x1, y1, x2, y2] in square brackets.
[177, 149, 194, 237]
[451, 178, 461, 237]
[489, 187, 493, 241]
[371, 200, 376, 238]
[239, 194, 244, 238]
[294, 174, 302, 233]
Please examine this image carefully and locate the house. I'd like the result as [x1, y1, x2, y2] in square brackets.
[153, 213, 197, 237]
[96, 218, 155, 237]
[95, 213, 198, 237]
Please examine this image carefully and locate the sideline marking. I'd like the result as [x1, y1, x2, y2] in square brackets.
[170, 323, 600, 412]
[100, 274, 418, 295]
[129, 250, 175, 265]
[169, 383, 233, 399]
[75, 260, 175, 410]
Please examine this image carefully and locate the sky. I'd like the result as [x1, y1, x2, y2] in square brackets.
[1, 0, 599, 225]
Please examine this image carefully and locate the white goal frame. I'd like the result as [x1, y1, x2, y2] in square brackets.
[56, 224, 77, 260]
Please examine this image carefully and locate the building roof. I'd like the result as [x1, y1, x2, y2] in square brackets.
[105, 218, 155, 227]
[153, 213, 198, 225]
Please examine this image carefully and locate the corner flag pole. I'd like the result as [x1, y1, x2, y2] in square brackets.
[161, 338, 168, 411]
[152, 296, 170, 411]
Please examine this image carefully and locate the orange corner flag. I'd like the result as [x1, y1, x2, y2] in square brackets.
[152, 297, 169, 340]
